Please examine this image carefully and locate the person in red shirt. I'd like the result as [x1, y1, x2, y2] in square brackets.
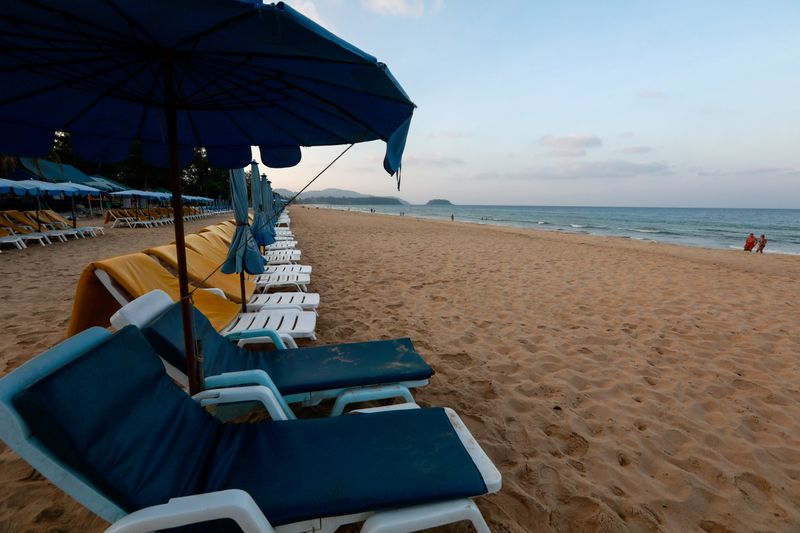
[744, 233, 757, 252]
[756, 234, 768, 254]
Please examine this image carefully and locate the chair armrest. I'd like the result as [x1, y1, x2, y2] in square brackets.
[193, 386, 289, 421]
[330, 385, 416, 416]
[204, 370, 296, 420]
[105, 489, 274, 533]
[223, 328, 288, 349]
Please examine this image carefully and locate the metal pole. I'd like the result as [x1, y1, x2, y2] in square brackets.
[239, 270, 247, 314]
[164, 58, 203, 395]
[71, 196, 76, 228]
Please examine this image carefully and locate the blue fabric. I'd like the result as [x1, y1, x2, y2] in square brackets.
[0, 178, 39, 196]
[13, 326, 486, 529]
[0, 0, 414, 175]
[13, 326, 220, 513]
[250, 162, 274, 246]
[142, 303, 434, 395]
[221, 168, 264, 275]
[18, 157, 95, 184]
[260, 176, 278, 245]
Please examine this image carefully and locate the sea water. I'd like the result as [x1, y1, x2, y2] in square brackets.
[313, 204, 800, 255]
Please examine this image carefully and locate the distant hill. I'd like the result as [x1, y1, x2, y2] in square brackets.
[427, 199, 453, 206]
[275, 187, 409, 205]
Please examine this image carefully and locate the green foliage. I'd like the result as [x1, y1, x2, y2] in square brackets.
[46, 133, 229, 198]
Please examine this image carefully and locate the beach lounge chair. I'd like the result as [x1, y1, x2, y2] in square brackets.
[146, 244, 319, 311]
[0, 228, 26, 251]
[111, 290, 431, 416]
[67, 252, 317, 342]
[0, 216, 52, 246]
[31, 210, 104, 237]
[184, 233, 311, 291]
[197, 227, 305, 269]
[0, 326, 500, 532]
[2, 210, 71, 242]
[7, 209, 83, 240]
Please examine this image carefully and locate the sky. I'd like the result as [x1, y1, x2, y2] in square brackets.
[255, 0, 800, 208]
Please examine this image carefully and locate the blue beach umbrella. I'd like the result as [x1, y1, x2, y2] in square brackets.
[0, 178, 39, 196]
[0, 0, 415, 394]
[223, 168, 265, 312]
[261, 176, 278, 242]
[249, 162, 270, 247]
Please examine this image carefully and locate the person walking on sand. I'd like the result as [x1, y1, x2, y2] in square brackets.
[744, 233, 757, 252]
[757, 234, 768, 254]
[450, 212, 454, 222]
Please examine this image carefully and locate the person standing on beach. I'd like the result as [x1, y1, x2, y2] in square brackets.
[450, 212, 454, 222]
[744, 233, 757, 252]
[757, 234, 768, 254]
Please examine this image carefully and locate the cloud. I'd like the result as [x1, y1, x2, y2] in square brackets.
[621, 146, 653, 154]
[424, 129, 473, 139]
[292, 1, 329, 26]
[637, 90, 665, 100]
[696, 167, 800, 178]
[619, 131, 635, 138]
[405, 152, 465, 166]
[361, 0, 443, 17]
[539, 134, 602, 157]
[534, 159, 671, 180]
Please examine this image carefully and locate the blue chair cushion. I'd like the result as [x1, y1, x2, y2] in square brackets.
[14, 326, 486, 529]
[142, 303, 434, 394]
[207, 408, 488, 526]
[13, 326, 222, 512]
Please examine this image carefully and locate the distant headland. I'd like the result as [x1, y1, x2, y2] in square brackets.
[426, 199, 453, 206]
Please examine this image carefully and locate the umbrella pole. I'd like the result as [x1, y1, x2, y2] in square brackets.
[35, 196, 42, 232]
[164, 60, 203, 395]
[71, 197, 76, 228]
[239, 271, 247, 314]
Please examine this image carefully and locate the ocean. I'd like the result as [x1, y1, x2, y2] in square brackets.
[312, 204, 800, 255]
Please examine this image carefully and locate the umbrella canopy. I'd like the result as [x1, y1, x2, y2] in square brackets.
[0, 1, 414, 173]
[0, 177, 39, 196]
[0, 0, 415, 394]
[222, 168, 265, 275]
[9, 179, 99, 197]
[250, 163, 274, 246]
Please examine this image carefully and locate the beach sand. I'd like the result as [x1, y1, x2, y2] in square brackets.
[1, 207, 799, 532]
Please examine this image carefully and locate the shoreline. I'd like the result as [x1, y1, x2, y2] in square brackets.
[304, 204, 800, 264]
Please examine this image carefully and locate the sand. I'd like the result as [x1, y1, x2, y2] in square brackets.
[1, 207, 799, 532]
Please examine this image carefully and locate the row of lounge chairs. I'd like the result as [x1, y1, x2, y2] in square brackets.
[0, 209, 105, 252]
[105, 207, 215, 228]
[0, 208, 502, 532]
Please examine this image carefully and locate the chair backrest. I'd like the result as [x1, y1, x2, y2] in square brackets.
[147, 244, 255, 303]
[87, 253, 239, 332]
[0, 327, 124, 521]
[110, 289, 173, 330]
[1, 326, 221, 521]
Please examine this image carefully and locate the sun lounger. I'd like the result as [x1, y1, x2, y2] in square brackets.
[0, 228, 26, 251]
[0, 325, 499, 532]
[2, 210, 71, 242]
[0, 217, 52, 245]
[67, 252, 317, 342]
[111, 290, 430, 416]
[184, 233, 311, 291]
[146, 244, 319, 311]
[32, 210, 104, 237]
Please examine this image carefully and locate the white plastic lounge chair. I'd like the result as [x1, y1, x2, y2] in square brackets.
[263, 249, 302, 265]
[0, 230, 26, 251]
[0, 326, 500, 533]
[91, 254, 317, 341]
[111, 290, 432, 416]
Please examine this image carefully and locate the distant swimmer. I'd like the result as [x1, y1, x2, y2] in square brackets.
[744, 233, 756, 252]
[757, 234, 768, 254]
